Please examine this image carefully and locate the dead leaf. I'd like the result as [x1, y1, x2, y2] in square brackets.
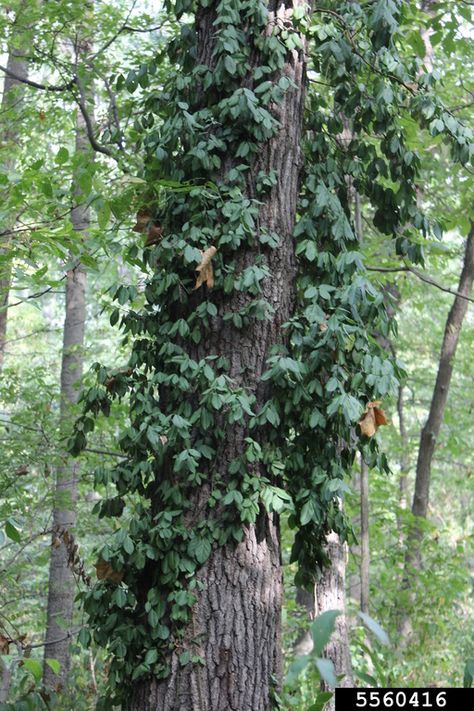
[132, 208, 163, 247]
[52, 537, 61, 548]
[105, 376, 116, 392]
[359, 401, 388, 438]
[95, 558, 124, 584]
[194, 246, 217, 290]
[145, 224, 163, 247]
[132, 208, 152, 233]
[15, 464, 29, 476]
[0, 635, 10, 654]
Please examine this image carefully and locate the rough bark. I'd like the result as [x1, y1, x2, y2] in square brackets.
[130, 3, 308, 710]
[0, 43, 28, 371]
[399, 225, 474, 638]
[397, 386, 410, 527]
[316, 534, 354, 702]
[293, 534, 354, 704]
[42, 55, 91, 690]
[359, 461, 369, 615]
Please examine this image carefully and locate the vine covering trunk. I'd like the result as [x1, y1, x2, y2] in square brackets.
[130, 3, 308, 710]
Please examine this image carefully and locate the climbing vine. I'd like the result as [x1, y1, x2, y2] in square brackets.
[69, 0, 472, 705]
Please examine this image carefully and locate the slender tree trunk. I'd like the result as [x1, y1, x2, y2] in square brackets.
[360, 461, 369, 614]
[397, 386, 410, 527]
[0, 44, 28, 371]
[42, 56, 91, 690]
[412, 227, 474, 531]
[399, 225, 474, 637]
[130, 4, 308, 710]
[316, 534, 355, 699]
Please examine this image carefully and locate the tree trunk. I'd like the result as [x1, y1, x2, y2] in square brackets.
[396, 385, 410, 530]
[412, 226, 474, 528]
[0, 43, 28, 371]
[399, 224, 474, 637]
[360, 461, 369, 615]
[42, 58, 91, 690]
[130, 4, 308, 710]
[316, 534, 354, 698]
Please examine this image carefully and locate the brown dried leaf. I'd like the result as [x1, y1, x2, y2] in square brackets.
[52, 537, 61, 548]
[132, 208, 152, 233]
[105, 376, 116, 392]
[358, 401, 388, 438]
[95, 558, 124, 584]
[359, 408, 376, 437]
[0, 635, 10, 655]
[194, 246, 217, 290]
[15, 464, 29, 476]
[374, 406, 388, 427]
[145, 224, 163, 247]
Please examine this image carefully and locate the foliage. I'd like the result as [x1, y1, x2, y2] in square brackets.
[0, 0, 473, 707]
[66, 0, 471, 703]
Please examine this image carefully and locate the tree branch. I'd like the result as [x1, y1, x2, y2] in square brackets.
[0, 64, 74, 92]
[366, 264, 474, 303]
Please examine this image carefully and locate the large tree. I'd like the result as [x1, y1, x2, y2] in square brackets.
[72, 1, 471, 708]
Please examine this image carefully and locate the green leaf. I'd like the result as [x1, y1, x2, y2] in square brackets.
[55, 147, 69, 164]
[188, 536, 211, 564]
[311, 610, 341, 656]
[23, 658, 42, 682]
[286, 654, 310, 684]
[315, 657, 337, 687]
[145, 649, 158, 665]
[45, 659, 61, 675]
[464, 659, 474, 688]
[123, 536, 134, 555]
[78, 628, 91, 648]
[224, 56, 237, 75]
[358, 611, 390, 646]
[354, 669, 378, 686]
[5, 520, 21, 543]
[305, 691, 333, 711]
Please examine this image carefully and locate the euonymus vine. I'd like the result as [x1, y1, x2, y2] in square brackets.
[69, 0, 472, 704]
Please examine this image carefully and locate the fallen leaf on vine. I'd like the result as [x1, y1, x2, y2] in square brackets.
[194, 246, 217, 289]
[132, 208, 152, 233]
[145, 224, 163, 246]
[95, 559, 124, 584]
[359, 401, 388, 437]
[0, 635, 10, 654]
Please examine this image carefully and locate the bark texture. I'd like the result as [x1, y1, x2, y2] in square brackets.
[130, 3, 308, 710]
[316, 534, 354, 707]
[359, 461, 369, 615]
[396, 386, 410, 529]
[0, 43, 28, 371]
[42, 64, 90, 690]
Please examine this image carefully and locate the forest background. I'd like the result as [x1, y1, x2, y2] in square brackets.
[0, 0, 473, 709]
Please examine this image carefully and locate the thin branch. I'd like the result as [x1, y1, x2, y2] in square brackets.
[90, 0, 139, 60]
[366, 264, 474, 303]
[0, 64, 74, 92]
[7, 282, 64, 309]
[76, 75, 113, 157]
[84, 447, 126, 459]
